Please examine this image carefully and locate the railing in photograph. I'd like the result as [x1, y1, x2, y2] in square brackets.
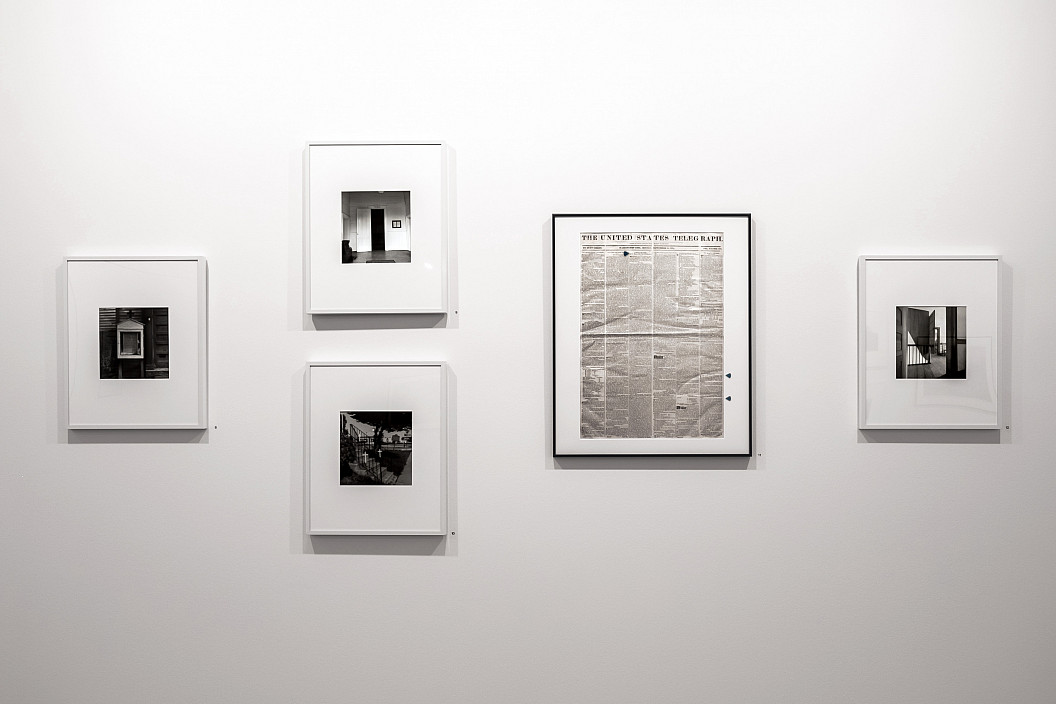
[906, 344, 930, 366]
[344, 425, 388, 483]
[343, 425, 410, 484]
[906, 342, 947, 366]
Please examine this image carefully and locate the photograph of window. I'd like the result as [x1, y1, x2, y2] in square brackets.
[98, 307, 169, 379]
[340, 191, 411, 264]
[894, 306, 966, 379]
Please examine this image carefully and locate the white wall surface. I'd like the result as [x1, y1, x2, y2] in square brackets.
[2, 1, 1055, 702]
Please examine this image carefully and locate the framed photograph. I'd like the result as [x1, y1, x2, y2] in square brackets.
[305, 142, 447, 314]
[552, 214, 752, 456]
[858, 255, 1002, 429]
[305, 362, 448, 535]
[64, 257, 208, 429]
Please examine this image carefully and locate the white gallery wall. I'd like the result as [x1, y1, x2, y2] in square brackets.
[2, 1, 1055, 702]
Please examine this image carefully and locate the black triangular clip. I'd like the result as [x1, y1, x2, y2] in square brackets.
[725, 373, 731, 378]
[623, 251, 629, 256]
[725, 396, 732, 401]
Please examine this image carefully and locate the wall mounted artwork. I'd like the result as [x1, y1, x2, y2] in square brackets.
[305, 142, 447, 314]
[305, 362, 449, 535]
[65, 257, 208, 429]
[858, 255, 1003, 429]
[552, 214, 752, 456]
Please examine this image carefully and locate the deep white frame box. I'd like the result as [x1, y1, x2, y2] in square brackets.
[305, 142, 447, 314]
[65, 257, 208, 429]
[305, 362, 449, 535]
[858, 255, 1002, 430]
[552, 214, 752, 456]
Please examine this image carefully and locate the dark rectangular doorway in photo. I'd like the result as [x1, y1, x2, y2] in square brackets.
[370, 208, 385, 251]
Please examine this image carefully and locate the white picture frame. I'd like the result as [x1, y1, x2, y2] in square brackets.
[305, 142, 447, 314]
[858, 255, 1002, 430]
[64, 257, 208, 429]
[552, 214, 752, 456]
[305, 362, 449, 535]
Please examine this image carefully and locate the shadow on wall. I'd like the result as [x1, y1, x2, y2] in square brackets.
[858, 429, 999, 444]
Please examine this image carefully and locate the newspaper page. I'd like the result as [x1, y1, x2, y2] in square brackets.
[580, 232, 724, 439]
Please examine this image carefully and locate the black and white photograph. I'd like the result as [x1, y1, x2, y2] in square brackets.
[339, 411, 412, 485]
[98, 307, 169, 379]
[895, 305, 966, 379]
[340, 191, 411, 264]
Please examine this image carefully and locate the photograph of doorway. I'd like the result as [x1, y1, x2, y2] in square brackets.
[340, 191, 411, 263]
[895, 305, 966, 379]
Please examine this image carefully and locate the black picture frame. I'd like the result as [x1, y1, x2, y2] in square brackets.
[552, 214, 752, 457]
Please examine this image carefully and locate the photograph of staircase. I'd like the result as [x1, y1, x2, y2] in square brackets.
[895, 305, 966, 380]
[339, 411, 412, 485]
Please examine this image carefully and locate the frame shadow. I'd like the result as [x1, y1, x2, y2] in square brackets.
[68, 428, 209, 444]
[858, 429, 1001, 444]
